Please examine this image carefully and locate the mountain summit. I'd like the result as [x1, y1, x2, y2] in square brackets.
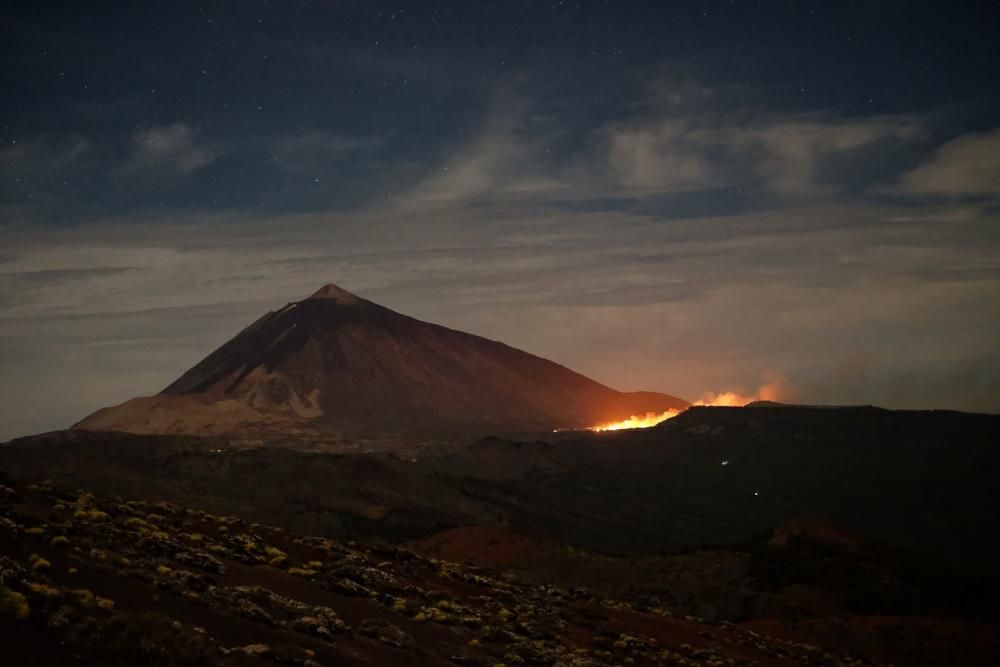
[307, 283, 360, 303]
[76, 284, 688, 446]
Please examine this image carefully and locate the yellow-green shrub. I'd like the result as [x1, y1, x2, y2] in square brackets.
[0, 588, 30, 620]
[26, 582, 60, 598]
[71, 589, 95, 607]
[29, 555, 51, 572]
[124, 517, 153, 530]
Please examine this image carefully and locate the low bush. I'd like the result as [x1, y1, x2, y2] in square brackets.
[0, 587, 30, 619]
[30, 554, 52, 572]
[71, 589, 95, 607]
[287, 567, 317, 577]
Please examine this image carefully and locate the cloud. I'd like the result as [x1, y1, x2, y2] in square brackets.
[0, 135, 92, 209]
[405, 79, 928, 204]
[262, 130, 384, 175]
[408, 99, 566, 203]
[896, 127, 1000, 195]
[0, 135, 91, 178]
[119, 123, 221, 175]
[603, 118, 710, 190]
[596, 108, 925, 195]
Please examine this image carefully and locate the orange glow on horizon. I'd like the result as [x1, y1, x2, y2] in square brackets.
[588, 409, 683, 431]
[586, 372, 794, 432]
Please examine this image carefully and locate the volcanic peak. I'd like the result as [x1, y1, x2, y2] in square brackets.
[307, 283, 359, 304]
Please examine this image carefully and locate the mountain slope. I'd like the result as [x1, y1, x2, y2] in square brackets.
[76, 284, 686, 442]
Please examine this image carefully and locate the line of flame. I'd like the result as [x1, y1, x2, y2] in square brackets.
[588, 408, 683, 432]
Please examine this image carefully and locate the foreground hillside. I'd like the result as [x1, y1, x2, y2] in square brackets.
[1, 479, 863, 667]
[3, 405, 998, 664]
[11, 406, 998, 569]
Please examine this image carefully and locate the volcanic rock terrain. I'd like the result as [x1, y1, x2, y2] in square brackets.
[3, 405, 999, 665]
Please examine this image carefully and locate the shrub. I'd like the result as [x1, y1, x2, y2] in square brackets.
[265, 546, 287, 567]
[0, 588, 30, 620]
[71, 589, 95, 607]
[124, 517, 153, 530]
[51, 535, 70, 548]
[30, 555, 52, 572]
[307, 560, 323, 569]
[155, 565, 173, 577]
[26, 527, 46, 536]
[26, 582, 61, 598]
[96, 597, 115, 611]
[74, 492, 96, 507]
[287, 567, 317, 577]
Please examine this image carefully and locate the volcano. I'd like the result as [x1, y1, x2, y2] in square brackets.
[76, 284, 687, 444]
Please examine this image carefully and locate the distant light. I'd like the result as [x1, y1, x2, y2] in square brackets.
[753, 491, 759, 497]
[720, 460, 730, 466]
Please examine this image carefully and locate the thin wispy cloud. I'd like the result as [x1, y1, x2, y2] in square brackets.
[118, 123, 221, 176]
[896, 127, 1000, 195]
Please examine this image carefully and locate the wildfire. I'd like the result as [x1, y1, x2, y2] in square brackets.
[693, 391, 754, 407]
[588, 409, 683, 432]
[587, 372, 795, 432]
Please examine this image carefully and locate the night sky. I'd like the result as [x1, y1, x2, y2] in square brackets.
[2, 1, 999, 438]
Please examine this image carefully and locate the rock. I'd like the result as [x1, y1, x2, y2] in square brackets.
[359, 618, 415, 649]
[175, 550, 227, 575]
